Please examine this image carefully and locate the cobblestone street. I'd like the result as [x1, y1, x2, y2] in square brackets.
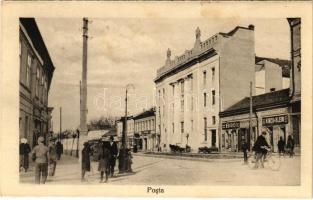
[20, 154, 300, 185]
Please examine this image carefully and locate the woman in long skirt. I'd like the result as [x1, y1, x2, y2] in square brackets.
[98, 140, 111, 183]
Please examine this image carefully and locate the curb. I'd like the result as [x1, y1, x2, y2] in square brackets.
[133, 153, 242, 163]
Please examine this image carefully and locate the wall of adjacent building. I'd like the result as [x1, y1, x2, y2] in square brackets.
[219, 28, 256, 111]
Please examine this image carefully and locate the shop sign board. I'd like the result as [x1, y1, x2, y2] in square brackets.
[222, 121, 240, 129]
[262, 115, 288, 126]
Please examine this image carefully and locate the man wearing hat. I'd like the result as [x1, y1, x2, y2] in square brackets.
[31, 136, 49, 184]
[108, 136, 118, 177]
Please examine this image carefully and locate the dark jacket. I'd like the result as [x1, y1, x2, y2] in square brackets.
[287, 137, 295, 149]
[56, 142, 63, 155]
[253, 135, 270, 153]
[242, 142, 249, 152]
[278, 139, 285, 150]
[19, 143, 31, 155]
[82, 146, 91, 171]
[108, 141, 118, 157]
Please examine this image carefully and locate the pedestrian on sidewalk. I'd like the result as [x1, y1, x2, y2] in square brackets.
[108, 136, 118, 177]
[278, 136, 285, 157]
[31, 136, 49, 184]
[48, 139, 57, 176]
[56, 141, 63, 160]
[287, 135, 295, 158]
[241, 141, 248, 164]
[19, 138, 31, 172]
[81, 142, 91, 182]
[98, 138, 111, 183]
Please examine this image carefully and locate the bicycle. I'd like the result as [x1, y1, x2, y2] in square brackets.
[248, 147, 281, 171]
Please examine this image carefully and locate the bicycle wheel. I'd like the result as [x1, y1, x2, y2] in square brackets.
[247, 155, 256, 169]
[267, 156, 281, 171]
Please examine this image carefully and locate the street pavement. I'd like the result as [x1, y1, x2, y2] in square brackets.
[20, 154, 300, 185]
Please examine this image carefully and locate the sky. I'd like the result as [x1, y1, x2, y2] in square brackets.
[36, 18, 291, 132]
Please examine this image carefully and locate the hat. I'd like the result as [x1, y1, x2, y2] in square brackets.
[21, 138, 27, 144]
[83, 142, 89, 147]
[38, 136, 44, 143]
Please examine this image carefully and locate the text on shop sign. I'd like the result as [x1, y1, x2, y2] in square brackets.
[262, 115, 288, 126]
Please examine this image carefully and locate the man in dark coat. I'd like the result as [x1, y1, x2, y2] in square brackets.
[108, 136, 118, 177]
[277, 136, 285, 157]
[56, 141, 63, 160]
[81, 142, 91, 182]
[19, 138, 31, 172]
[242, 141, 249, 164]
[252, 131, 270, 168]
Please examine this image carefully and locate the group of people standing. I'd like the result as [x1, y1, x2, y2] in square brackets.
[19, 137, 64, 184]
[81, 135, 133, 183]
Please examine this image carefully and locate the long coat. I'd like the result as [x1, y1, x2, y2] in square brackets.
[82, 146, 91, 171]
[98, 142, 111, 172]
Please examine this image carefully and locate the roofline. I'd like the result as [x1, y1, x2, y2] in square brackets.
[219, 99, 290, 117]
[154, 48, 217, 83]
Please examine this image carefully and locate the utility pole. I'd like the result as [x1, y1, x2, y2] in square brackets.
[76, 80, 81, 158]
[249, 81, 253, 149]
[80, 18, 88, 136]
[59, 107, 62, 141]
[79, 18, 89, 165]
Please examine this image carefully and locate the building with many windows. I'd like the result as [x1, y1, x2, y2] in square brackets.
[154, 25, 256, 152]
[133, 108, 157, 151]
[19, 18, 55, 147]
[116, 116, 134, 148]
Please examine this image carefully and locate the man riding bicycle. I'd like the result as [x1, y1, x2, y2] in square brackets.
[252, 131, 270, 168]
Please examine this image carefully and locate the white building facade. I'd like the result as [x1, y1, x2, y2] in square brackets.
[155, 25, 256, 152]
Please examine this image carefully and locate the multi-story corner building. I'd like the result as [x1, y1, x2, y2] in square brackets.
[255, 56, 291, 95]
[154, 25, 256, 152]
[116, 116, 134, 148]
[133, 108, 157, 151]
[287, 18, 301, 147]
[19, 18, 55, 147]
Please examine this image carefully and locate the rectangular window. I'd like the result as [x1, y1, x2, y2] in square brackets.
[181, 99, 184, 112]
[212, 116, 216, 125]
[211, 130, 216, 147]
[191, 96, 193, 111]
[163, 105, 165, 116]
[26, 65, 30, 87]
[212, 90, 215, 105]
[172, 85, 175, 96]
[27, 53, 32, 67]
[204, 118, 207, 141]
[24, 116, 29, 138]
[204, 93, 207, 107]
[181, 121, 184, 134]
[181, 80, 184, 95]
[36, 67, 40, 97]
[190, 75, 193, 91]
[203, 71, 207, 87]
[191, 120, 193, 132]
[172, 123, 174, 134]
[211, 67, 215, 82]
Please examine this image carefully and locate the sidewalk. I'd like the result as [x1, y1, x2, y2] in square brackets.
[133, 150, 300, 163]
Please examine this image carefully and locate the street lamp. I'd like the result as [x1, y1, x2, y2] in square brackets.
[119, 83, 135, 173]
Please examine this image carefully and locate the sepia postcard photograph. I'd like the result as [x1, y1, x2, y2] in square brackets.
[0, 1, 312, 198]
